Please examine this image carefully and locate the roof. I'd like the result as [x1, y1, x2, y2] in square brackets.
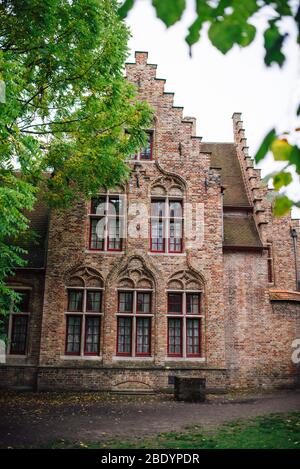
[201, 142, 262, 250]
[223, 215, 263, 249]
[201, 142, 250, 206]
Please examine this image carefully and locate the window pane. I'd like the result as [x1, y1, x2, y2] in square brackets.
[10, 316, 28, 354]
[151, 219, 165, 251]
[108, 217, 122, 250]
[86, 291, 102, 312]
[187, 319, 201, 356]
[66, 316, 82, 354]
[136, 318, 151, 355]
[91, 197, 106, 215]
[137, 292, 151, 313]
[90, 217, 105, 250]
[108, 196, 123, 216]
[85, 316, 100, 354]
[14, 291, 30, 312]
[169, 219, 183, 252]
[117, 317, 132, 354]
[68, 290, 83, 312]
[151, 200, 165, 217]
[169, 200, 183, 218]
[118, 292, 133, 313]
[186, 293, 200, 315]
[168, 318, 182, 355]
[140, 132, 153, 160]
[168, 293, 182, 314]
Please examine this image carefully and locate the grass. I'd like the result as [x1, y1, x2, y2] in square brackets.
[46, 412, 300, 449]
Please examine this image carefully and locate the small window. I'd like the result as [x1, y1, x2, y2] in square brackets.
[68, 290, 83, 312]
[86, 291, 102, 313]
[85, 316, 101, 355]
[168, 293, 182, 314]
[89, 194, 124, 252]
[118, 292, 133, 313]
[150, 199, 183, 253]
[129, 131, 153, 160]
[117, 317, 132, 355]
[65, 316, 82, 355]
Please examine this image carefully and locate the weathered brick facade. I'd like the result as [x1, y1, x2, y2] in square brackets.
[1, 52, 300, 392]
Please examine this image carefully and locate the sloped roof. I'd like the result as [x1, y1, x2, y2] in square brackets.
[201, 142, 250, 206]
[223, 215, 262, 249]
[201, 142, 262, 249]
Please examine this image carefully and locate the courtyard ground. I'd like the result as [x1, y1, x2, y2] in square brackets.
[0, 389, 299, 448]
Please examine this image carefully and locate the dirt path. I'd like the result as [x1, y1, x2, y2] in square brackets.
[0, 389, 299, 448]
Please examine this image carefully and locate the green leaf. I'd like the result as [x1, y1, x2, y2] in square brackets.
[271, 139, 294, 161]
[255, 128, 276, 163]
[152, 0, 186, 27]
[273, 171, 292, 190]
[273, 195, 293, 216]
[186, 18, 202, 47]
[237, 23, 256, 47]
[118, 0, 135, 19]
[297, 104, 300, 116]
[208, 19, 241, 54]
[264, 21, 286, 67]
[289, 145, 300, 174]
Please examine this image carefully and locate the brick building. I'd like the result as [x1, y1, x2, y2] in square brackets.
[1, 52, 300, 392]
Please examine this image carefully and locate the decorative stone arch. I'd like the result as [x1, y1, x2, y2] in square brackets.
[110, 255, 156, 291]
[167, 269, 205, 291]
[65, 265, 104, 288]
[150, 173, 186, 198]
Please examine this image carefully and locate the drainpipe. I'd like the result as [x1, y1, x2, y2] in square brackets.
[291, 228, 299, 291]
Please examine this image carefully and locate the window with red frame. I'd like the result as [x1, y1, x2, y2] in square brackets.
[117, 291, 152, 356]
[167, 292, 202, 358]
[129, 130, 153, 160]
[65, 288, 102, 356]
[150, 199, 183, 253]
[89, 195, 124, 251]
[9, 290, 30, 355]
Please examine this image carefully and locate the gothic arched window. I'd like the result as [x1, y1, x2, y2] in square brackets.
[167, 270, 204, 358]
[65, 268, 103, 357]
[150, 177, 184, 254]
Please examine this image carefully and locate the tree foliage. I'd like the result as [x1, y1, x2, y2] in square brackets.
[119, 0, 300, 215]
[0, 0, 153, 328]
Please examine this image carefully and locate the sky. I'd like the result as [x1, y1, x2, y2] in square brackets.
[125, 0, 300, 218]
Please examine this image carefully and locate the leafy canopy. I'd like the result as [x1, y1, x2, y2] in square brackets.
[119, 0, 300, 215]
[0, 0, 153, 328]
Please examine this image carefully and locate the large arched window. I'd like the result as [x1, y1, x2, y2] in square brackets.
[115, 257, 154, 357]
[65, 267, 103, 357]
[150, 177, 184, 254]
[167, 270, 204, 358]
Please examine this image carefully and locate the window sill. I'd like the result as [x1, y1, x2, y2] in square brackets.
[148, 252, 186, 257]
[85, 250, 125, 255]
[60, 355, 103, 361]
[112, 356, 154, 361]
